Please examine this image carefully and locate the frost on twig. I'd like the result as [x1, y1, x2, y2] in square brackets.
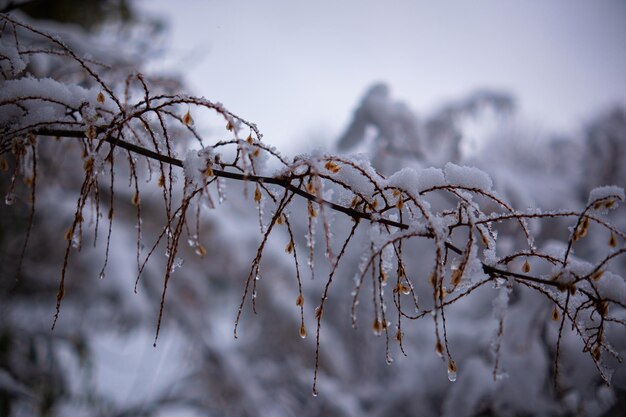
[1, 13, 625, 399]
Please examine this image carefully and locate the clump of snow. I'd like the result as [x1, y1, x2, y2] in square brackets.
[183, 148, 214, 187]
[386, 167, 446, 194]
[588, 185, 624, 206]
[444, 162, 493, 191]
[596, 271, 626, 305]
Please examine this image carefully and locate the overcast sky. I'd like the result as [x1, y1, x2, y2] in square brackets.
[142, 0, 626, 155]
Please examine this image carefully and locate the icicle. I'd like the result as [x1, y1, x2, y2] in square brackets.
[447, 361, 458, 382]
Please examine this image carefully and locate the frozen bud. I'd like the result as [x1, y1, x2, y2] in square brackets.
[64, 227, 74, 241]
[380, 271, 388, 284]
[591, 270, 604, 281]
[451, 268, 462, 287]
[315, 306, 323, 320]
[108, 208, 114, 220]
[195, 244, 207, 257]
[158, 175, 165, 187]
[396, 197, 403, 210]
[447, 360, 457, 382]
[598, 301, 609, 317]
[522, 259, 531, 273]
[276, 213, 284, 225]
[435, 340, 444, 358]
[183, 111, 193, 126]
[592, 345, 602, 361]
[96, 91, 105, 104]
[392, 189, 401, 197]
[394, 330, 403, 342]
[324, 161, 341, 173]
[204, 166, 214, 177]
[131, 192, 140, 206]
[83, 157, 94, 172]
[252, 148, 260, 157]
[226, 121, 234, 131]
[254, 186, 262, 203]
[246, 134, 253, 144]
[551, 306, 560, 321]
[480, 230, 489, 247]
[350, 196, 359, 208]
[296, 294, 304, 307]
[306, 182, 316, 194]
[308, 202, 317, 218]
[429, 271, 437, 287]
[285, 240, 294, 254]
[299, 323, 307, 338]
[372, 318, 382, 336]
[609, 232, 617, 248]
[86, 125, 96, 140]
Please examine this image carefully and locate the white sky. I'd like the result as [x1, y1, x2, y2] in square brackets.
[142, 0, 626, 155]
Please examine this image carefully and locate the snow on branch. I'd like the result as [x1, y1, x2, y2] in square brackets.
[1, 13, 625, 396]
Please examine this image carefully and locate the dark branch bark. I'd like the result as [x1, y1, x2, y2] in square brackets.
[34, 127, 565, 289]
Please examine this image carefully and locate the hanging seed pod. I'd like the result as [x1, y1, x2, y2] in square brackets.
[131, 192, 140, 206]
[479, 229, 489, 247]
[96, 91, 105, 104]
[592, 345, 602, 361]
[591, 270, 604, 281]
[204, 166, 214, 177]
[108, 208, 114, 220]
[296, 294, 304, 307]
[451, 268, 462, 287]
[579, 216, 590, 238]
[372, 319, 382, 335]
[86, 125, 97, 140]
[522, 259, 531, 273]
[83, 157, 94, 172]
[299, 323, 307, 338]
[246, 134, 254, 144]
[158, 175, 165, 187]
[324, 161, 341, 173]
[394, 330, 403, 342]
[195, 244, 207, 257]
[276, 213, 284, 225]
[254, 186, 262, 203]
[226, 121, 234, 131]
[435, 340, 444, 358]
[183, 110, 193, 126]
[551, 306, 560, 321]
[285, 240, 294, 254]
[396, 197, 403, 210]
[64, 227, 73, 241]
[447, 360, 457, 382]
[380, 270, 388, 284]
[308, 202, 317, 218]
[609, 232, 617, 248]
[429, 271, 437, 287]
